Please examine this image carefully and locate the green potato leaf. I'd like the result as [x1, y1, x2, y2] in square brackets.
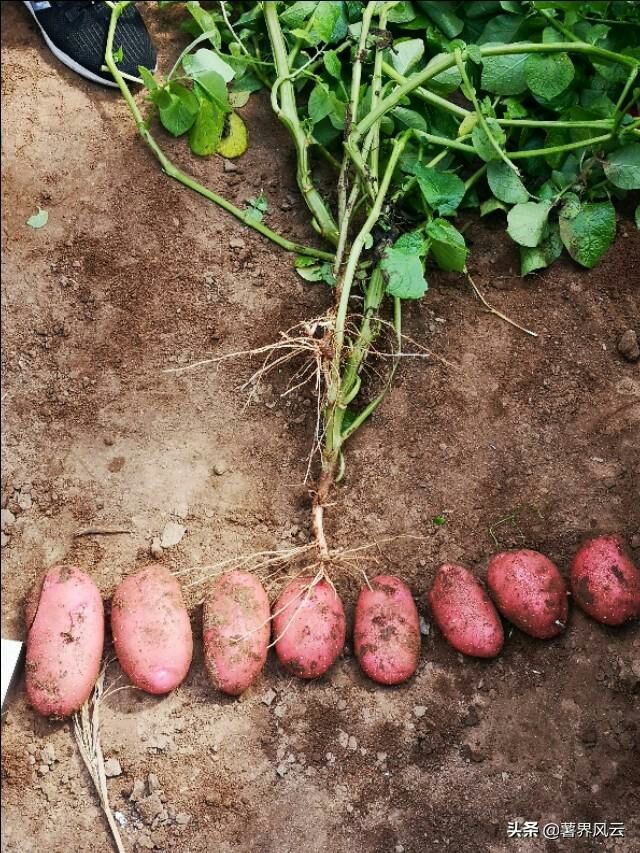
[559, 201, 616, 268]
[507, 200, 553, 247]
[157, 82, 200, 136]
[183, 48, 235, 83]
[525, 52, 575, 99]
[472, 118, 507, 162]
[413, 164, 466, 216]
[487, 160, 529, 204]
[390, 38, 425, 75]
[603, 143, 640, 190]
[520, 225, 563, 276]
[426, 218, 468, 272]
[189, 94, 224, 156]
[381, 233, 429, 300]
[481, 50, 529, 96]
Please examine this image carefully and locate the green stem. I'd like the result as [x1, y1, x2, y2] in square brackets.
[537, 7, 580, 42]
[613, 67, 639, 133]
[509, 132, 613, 159]
[455, 49, 520, 176]
[381, 60, 470, 117]
[263, 2, 339, 245]
[104, 3, 333, 262]
[323, 132, 409, 463]
[354, 42, 639, 144]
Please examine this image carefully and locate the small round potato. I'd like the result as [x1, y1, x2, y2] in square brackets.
[571, 535, 640, 625]
[272, 577, 345, 679]
[111, 565, 193, 694]
[203, 570, 270, 696]
[25, 565, 104, 718]
[354, 575, 421, 685]
[428, 563, 503, 658]
[487, 549, 568, 639]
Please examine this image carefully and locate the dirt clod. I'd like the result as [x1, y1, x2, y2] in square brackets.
[617, 329, 640, 362]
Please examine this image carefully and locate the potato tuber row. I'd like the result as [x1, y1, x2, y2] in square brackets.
[24, 535, 639, 717]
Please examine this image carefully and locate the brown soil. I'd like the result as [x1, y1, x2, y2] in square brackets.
[2, 4, 639, 852]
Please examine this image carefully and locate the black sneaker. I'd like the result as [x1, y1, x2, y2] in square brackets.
[24, 1, 157, 87]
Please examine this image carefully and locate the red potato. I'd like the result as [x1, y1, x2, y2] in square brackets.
[571, 535, 640, 625]
[486, 549, 568, 639]
[111, 565, 193, 694]
[25, 565, 104, 718]
[272, 577, 345, 679]
[428, 563, 503, 658]
[203, 570, 270, 696]
[354, 575, 421, 685]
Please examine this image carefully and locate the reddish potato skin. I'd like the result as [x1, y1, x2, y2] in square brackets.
[273, 577, 345, 679]
[25, 565, 104, 718]
[428, 564, 503, 658]
[487, 550, 568, 639]
[571, 536, 640, 625]
[354, 575, 421, 685]
[111, 565, 193, 695]
[203, 571, 270, 696]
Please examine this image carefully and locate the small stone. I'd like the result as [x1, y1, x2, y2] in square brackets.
[338, 731, 349, 748]
[135, 835, 155, 851]
[174, 813, 191, 826]
[28, 755, 36, 765]
[396, 845, 405, 853]
[262, 689, 277, 707]
[325, 752, 335, 764]
[130, 779, 146, 801]
[1, 509, 16, 532]
[348, 736, 358, 751]
[213, 460, 228, 476]
[376, 752, 387, 763]
[40, 781, 59, 804]
[40, 744, 56, 766]
[37, 764, 49, 776]
[223, 160, 238, 173]
[276, 763, 289, 777]
[160, 521, 186, 549]
[1, 532, 8, 548]
[148, 773, 161, 793]
[104, 757, 122, 778]
[346, 804, 354, 814]
[150, 538, 164, 560]
[413, 706, 427, 719]
[501, 772, 509, 782]
[137, 793, 164, 824]
[630, 534, 640, 550]
[419, 616, 430, 636]
[274, 704, 287, 718]
[618, 329, 640, 362]
[103, 436, 115, 446]
[337, 699, 347, 711]
[229, 237, 246, 250]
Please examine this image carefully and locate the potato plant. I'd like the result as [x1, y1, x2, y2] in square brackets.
[104, 1, 640, 573]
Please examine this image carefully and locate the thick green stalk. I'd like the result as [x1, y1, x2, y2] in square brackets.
[105, 3, 333, 261]
[263, 2, 339, 245]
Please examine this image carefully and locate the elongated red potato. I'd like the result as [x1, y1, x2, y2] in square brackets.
[571, 535, 640, 625]
[25, 565, 104, 718]
[111, 565, 193, 694]
[428, 563, 503, 658]
[354, 575, 421, 685]
[203, 570, 270, 696]
[486, 549, 568, 639]
[272, 577, 345, 679]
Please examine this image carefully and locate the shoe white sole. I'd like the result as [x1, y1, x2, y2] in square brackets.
[23, 1, 154, 88]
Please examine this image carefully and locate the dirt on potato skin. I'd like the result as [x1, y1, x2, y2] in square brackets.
[1, 3, 639, 853]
